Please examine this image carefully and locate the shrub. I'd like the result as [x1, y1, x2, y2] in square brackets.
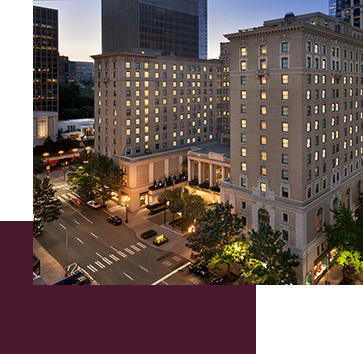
[189, 178, 198, 186]
[210, 186, 220, 193]
[199, 182, 210, 189]
[140, 229, 157, 239]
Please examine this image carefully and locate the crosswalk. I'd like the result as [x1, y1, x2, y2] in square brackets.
[54, 183, 69, 190]
[84, 242, 148, 273]
[58, 192, 82, 203]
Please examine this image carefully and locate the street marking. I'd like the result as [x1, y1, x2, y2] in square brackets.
[117, 251, 127, 258]
[95, 261, 105, 269]
[76, 237, 84, 244]
[151, 262, 191, 285]
[87, 265, 98, 273]
[136, 242, 147, 249]
[73, 219, 80, 225]
[139, 265, 149, 272]
[58, 196, 66, 202]
[109, 254, 120, 262]
[130, 245, 141, 252]
[91, 232, 99, 238]
[60, 209, 64, 213]
[123, 272, 134, 281]
[162, 260, 172, 267]
[161, 280, 169, 285]
[59, 223, 66, 230]
[64, 201, 93, 224]
[172, 255, 182, 261]
[124, 248, 135, 255]
[103, 257, 112, 265]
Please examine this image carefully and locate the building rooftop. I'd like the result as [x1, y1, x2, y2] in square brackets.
[189, 142, 230, 160]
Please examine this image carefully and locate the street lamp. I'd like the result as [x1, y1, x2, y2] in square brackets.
[43, 152, 50, 178]
[65, 225, 79, 277]
[124, 196, 130, 223]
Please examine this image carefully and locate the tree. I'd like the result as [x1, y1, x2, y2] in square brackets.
[244, 224, 300, 285]
[33, 156, 46, 175]
[183, 193, 205, 222]
[186, 202, 245, 278]
[68, 152, 125, 206]
[324, 198, 363, 275]
[33, 177, 62, 233]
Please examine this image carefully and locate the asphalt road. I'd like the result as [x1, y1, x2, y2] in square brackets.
[37, 173, 196, 285]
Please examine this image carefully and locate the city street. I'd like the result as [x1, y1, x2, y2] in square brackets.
[36, 171, 199, 285]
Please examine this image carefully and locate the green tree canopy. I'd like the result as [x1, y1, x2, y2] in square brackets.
[324, 198, 363, 274]
[186, 202, 245, 277]
[244, 224, 300, 285]
[67, 152, 125, 206]
[33, 177, 62, 230]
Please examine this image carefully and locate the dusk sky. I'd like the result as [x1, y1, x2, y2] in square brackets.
[33, 0, 328, 62]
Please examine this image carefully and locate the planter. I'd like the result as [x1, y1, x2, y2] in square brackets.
[153, 235, 168, 246]
[140, 229, 157, 239]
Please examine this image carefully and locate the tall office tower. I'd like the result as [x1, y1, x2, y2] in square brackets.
[101, 0, 207, 59]
[91, 52, 222, 211]
[33, 6, 59, 112]
[220, 12, 363, 284]
[198, 0, 208, 59]
[329, 0, 363, 29]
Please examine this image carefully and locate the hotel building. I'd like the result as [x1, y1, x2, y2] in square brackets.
[220, 12, 363, 284]
[91, 52, 224, 211]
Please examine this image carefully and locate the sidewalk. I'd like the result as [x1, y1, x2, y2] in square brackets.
[33, 238, 66, 285]
[317, 263, 363, 285]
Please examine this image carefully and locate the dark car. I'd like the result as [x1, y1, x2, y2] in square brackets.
[107, 215, 122, 225]
[188, 264, 209, 277]
[211, 277, 231, 285]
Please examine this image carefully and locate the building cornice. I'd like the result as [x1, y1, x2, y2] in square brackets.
[224, 23, 363, 48]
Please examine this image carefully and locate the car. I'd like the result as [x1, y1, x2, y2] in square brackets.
[188, 264, 209, 277]
[87, 200, 101, 209]
[210, 277, 231, 285]
[107, 215, 122, 225]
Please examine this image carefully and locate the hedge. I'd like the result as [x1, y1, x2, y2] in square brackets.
[140, 229, 157, 239]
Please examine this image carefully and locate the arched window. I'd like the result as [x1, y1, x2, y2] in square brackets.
[258, 209, 269, 228]
[316, 208, 323, 233]
[346, 189, 351, 208]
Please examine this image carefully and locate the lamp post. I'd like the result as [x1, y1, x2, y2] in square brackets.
[43, 152, 50, 178]
[65, 225, 79, 277]
[124, 196, 130, 223]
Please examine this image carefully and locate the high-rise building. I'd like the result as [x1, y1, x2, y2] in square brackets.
[221, 12, 363, 284]
[329, 0, 363, 29]
[91, 51, 222, 210]
[33, 6, 59, 112]
[101, 0, 207, 59]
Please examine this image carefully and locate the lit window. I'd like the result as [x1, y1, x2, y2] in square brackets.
[282, 138, 289, 148]
[260, 183, 267, 192]
[282, 122, 289, 132]
[241, 47, 247, 56]
[261, 151, 267, 161]
[282, 91, 289, 100]
[260, 106, 267, 115]
[240, 61, 247, 71]
[260, 136, 267, 145]
[241, 90, 247, 99]
[260, 121, 267, 130]
[241, 147, 247, 157]
[260, 91, 267, 100]
[281, 74, 289, 84]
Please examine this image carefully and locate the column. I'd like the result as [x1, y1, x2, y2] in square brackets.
[198, 161, 204, 185]
[149, 162, 154, 184]
[179, 156, 184, 174]
[164, 158, 169, 178]
[188, 159, 194, 181]
[221, 166, 226, 181]
[209, 163, 215, 187]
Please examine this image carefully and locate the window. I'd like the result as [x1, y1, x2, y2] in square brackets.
[282, 106, 288, 116]
[260, 121, 267, 130]
[260, 45, 267, 55]
[281, 187, 289, 198]
[260, 106, 267, 115]
[260, 166, 267, 175]
[260, 59, 267, 70]
[281, 58, 289, 69]
[260, 183, 267, 193]
[282, 122, 289, 132]
[241, 133, 246, 143]
[240, 61, 247, 71]
[260, 136, 267, 145]
[241, 47, 247, 56]
[241, 105, 246, 114]
[241, 76, 246, 85]
[241, 162, 247, 172]
[281, 42, 288, 52]
[241, 90, 247, 99]
[282, 230, 289, 242]
[282, 170, 289, 180]
[260, 91, 267, 100]
[282, 91, 288, 100]
[260, 151, 267, 161]
[281, 74, 289, 84]
[282, 154, 288, 164]
[282, 213, 289, 223]
[241, 147, 247, 157]
[282, 138, 289, 148]
[240, 177, 247, 188]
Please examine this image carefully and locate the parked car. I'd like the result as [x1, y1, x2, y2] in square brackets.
[188, 264, 209, 277]
[211, 277, 231, 285]
[87, 200, 101, 209]
[107, 215, 122, 225]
